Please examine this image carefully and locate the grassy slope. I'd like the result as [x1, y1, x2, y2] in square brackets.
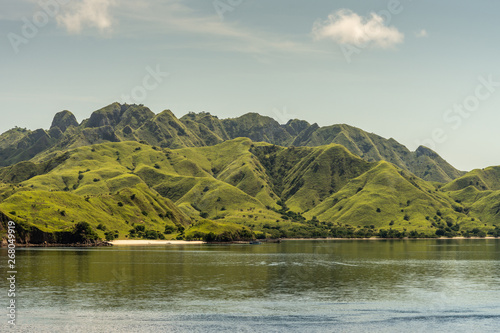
[0, 127, 30, 149]
[185, 219, 257, 240]
[0, 139, 284, 240]
[442, 166, 500, 226]
[306, 162, 475, 231]
[0, 184, 189, 239]
[251, 143, 373, 212]
[176, 138, 278, 207]
[291, 124, 464, 183]
[0, 141, 193, 240]
[135, 138, 283, 224]
[443, 166, 500, 191]
[0, 138, 495, 241]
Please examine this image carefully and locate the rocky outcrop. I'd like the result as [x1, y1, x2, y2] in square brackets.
[50, 110, 79, 132]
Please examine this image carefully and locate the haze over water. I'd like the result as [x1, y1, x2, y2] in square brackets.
[2, 239, 500, 332]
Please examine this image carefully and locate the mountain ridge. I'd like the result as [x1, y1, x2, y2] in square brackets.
[0, 102, 464, 183]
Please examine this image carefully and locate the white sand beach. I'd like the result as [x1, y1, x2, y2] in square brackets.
[109, 240, 205, 246]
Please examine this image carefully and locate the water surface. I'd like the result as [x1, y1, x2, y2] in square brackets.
[2, 239, 500, 332]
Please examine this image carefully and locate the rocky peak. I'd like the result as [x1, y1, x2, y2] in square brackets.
[415, 145, 439, 159]
[50, 110, 78, 132]
[85, 103, 123, 128]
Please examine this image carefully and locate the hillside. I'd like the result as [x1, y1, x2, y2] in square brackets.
[441, 166, 500, 227]
[443, 166, 500, 192]
[0, 102, 463, 182]
[0, 138, 491, 243]
[181, 111, 464, 182]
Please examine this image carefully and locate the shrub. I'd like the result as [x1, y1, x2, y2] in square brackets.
[435, 229, 445, 236]
[104, 230, 119, 241]
[204, 232, 217, 242]
[73, 222, 99, 242]
[145, 230, 159, 239]
[134, 225, 145, 232]
[164, 225, 177, 234]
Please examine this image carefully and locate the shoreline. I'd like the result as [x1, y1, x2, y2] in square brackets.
[109, 240, 205, 246]
[279, 236, 499, 241]
[7, 241, 112, 248]
[4, 237, 498, 248]
[109, 236, 499, 246]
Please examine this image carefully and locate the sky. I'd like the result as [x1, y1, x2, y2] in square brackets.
[1, 0, 500, 171]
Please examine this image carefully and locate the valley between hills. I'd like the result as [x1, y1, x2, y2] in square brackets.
[1, 102, 499, 244]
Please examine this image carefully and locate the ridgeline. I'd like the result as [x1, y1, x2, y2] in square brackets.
[1, 103, 499, 244]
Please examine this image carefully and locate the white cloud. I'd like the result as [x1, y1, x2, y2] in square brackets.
[312, 9, 404, 48]
[56, 0, 116, 34]
[415, 29, 428, 38]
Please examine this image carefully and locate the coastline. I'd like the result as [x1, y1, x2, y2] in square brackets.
[109, 240, 205, 246]
[4, 237, 498, 248]
[279, 236, 499, 241]
[8, 241, 113, 248]
[109, 237, 499, 246]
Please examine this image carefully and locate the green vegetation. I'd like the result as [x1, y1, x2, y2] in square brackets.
[184, 219, 255, 242]
[0, 103, 499, 244]
[71, 222, 100, 242]
[128, 224, 165, 240]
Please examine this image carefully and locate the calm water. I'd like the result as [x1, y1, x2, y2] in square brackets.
[1, 239, 500, 332]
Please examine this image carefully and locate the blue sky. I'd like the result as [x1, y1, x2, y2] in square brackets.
[1, 0, 500, 171]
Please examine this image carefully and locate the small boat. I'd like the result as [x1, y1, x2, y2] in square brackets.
[249, 241, 261, 245]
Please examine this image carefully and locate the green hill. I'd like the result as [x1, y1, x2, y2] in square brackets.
[3, 103, 500, 243]
[443, 166, 500, 192]
[306, 162, 463, 229]
[441, 167, 500, 229]
[250, 143, 372, 212]
[0, 136, 492, 243]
